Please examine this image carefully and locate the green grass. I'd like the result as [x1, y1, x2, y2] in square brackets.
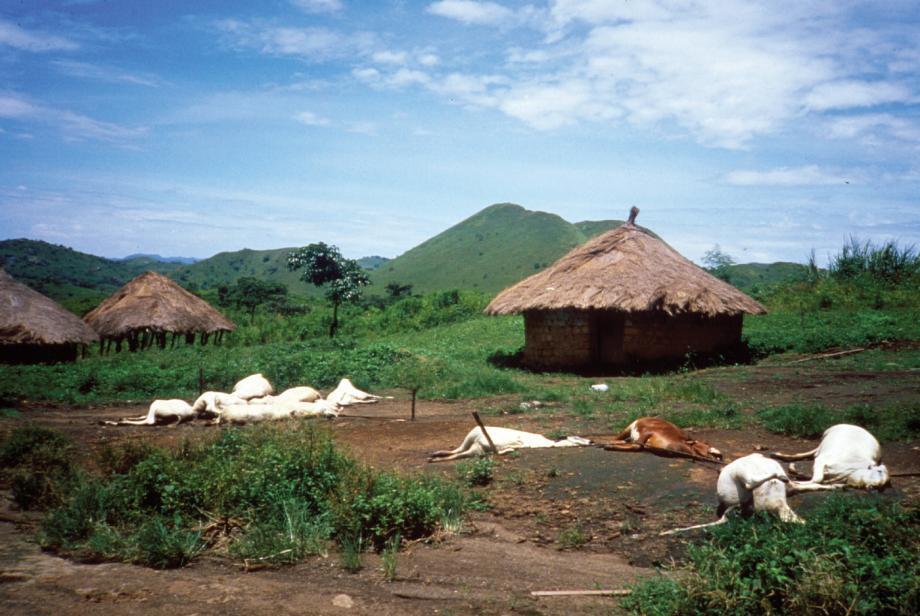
[17, 423, 473, 569]
[758, 402, 920, 441]
[622, 495, 920, 615]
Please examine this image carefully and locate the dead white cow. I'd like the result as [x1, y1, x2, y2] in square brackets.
[232, 373, 274, 401]
[215, 398, 340, 425]
[216, 403, 294, 425]
[288, 399, 341, 418]
[661, 453, 802, 535]
[104, 399, 197, 427]
[429, 426, 592, 462]
[247, 386, 323, 405]
[772, 424, 890, 490]
[192, 391, 246, 415]
[275, 386, 322, 403]
[325, 378, 386, 406]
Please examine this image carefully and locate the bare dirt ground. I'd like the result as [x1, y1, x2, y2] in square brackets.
[1, 360, 918, 615]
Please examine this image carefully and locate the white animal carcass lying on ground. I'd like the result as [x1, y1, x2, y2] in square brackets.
[232, 373, 274, 400]
[661, 453, 802, 535]
[428, 426, 592, 462]
[216, 403, 294, 425]
[215, 398, 340, 425]
[772, 424, 890, 490]
[324, 378, 387, 406]
[192, 391, 246, 415]
[104, 399, 197, 427]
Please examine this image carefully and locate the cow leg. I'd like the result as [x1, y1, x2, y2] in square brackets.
[603, 441, 644, 452]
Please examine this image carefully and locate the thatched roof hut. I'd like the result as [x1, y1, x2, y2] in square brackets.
[84, 271, 234, 352]
[485, 208, 766, 370]
[0, 269, 98, 363]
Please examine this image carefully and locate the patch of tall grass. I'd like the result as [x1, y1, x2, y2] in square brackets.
[622, 495, 920, 615]
[758, 401, 920, 441]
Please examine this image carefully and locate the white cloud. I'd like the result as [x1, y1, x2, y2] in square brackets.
[407, 1, 918, 148]
[290, 0, 343, 13]
[426, 1, 514, 26]
[805, 80, 913, 111]
[0, 94, 146, 142]
[418, 52, 440, 66]
[352, 67, 381, 82]
[372, 49, 408, 64]
[51, 60, 162, 87]
[825, 113, 920, 143]
[0, 96, 37, 118]
[294, 110, 330, 126]
[215, 19, 374, 61]
[0, 19, 78, 52]
[347, 121, 377, 135]
[722, 165, 847, 187]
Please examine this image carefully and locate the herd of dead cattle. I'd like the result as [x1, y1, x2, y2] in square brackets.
[104, 373, 893, 535]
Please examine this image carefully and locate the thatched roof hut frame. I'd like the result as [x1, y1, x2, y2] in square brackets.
[485, 208, 766, 370]
[0, 269, 98, 363]
[83, 271, 235, 353]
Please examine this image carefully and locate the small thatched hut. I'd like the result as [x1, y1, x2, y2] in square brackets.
[84, 271, 235, 352]
[485, 208, 766, 370]
[0, 269, 98, 363]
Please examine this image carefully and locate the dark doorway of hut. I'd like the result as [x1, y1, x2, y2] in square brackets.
[593, 312, 625, 365]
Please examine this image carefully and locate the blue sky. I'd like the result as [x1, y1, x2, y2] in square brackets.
[1, 0, 918, 266]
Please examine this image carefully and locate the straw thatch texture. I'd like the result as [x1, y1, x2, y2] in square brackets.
[0, 269, 98, 345]
[84, 271, 235, 339]
[486, 222, 766, 317]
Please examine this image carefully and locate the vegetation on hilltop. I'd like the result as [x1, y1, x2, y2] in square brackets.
[369, 203, 625, 295]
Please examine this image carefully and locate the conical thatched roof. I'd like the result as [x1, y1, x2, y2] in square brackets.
[84, 271, 235, 338]
[486, 209, 766, 317]
[0, 269, 98, 345]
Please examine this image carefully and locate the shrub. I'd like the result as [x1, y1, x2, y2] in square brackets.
[38, 424, 472, 568]
[1, 425, 77, 509]
[456, 457, 495, 487]
[623, 495, 920, 615]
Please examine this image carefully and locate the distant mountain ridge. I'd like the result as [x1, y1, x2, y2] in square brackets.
[1, 204, 806, 308]
[119, 253, 199, 265]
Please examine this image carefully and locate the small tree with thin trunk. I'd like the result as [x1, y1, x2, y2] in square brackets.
[382, 353, 445, 421]
[287, 243, 369, 338]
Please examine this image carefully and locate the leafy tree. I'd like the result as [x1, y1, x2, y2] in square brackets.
[287, 243, 370, 337]
[702, 244, 736, 282]
[385, 282, 413, 299]
[382, 353, 445, 421]
[219, 277, 288, 320]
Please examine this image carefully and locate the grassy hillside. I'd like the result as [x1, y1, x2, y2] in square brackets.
[370, 203, 624, 295]
[171, 248, 316, 293]
[723, 262, 807, 291]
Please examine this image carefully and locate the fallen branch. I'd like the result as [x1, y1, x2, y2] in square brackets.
[531, 589, 632, 597]
[790, 348, 865, 364]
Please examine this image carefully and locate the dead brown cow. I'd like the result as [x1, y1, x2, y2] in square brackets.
[604, 417, 723, 463]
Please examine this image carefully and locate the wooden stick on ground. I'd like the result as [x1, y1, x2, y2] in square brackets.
[531, 589, 632, 597]
[471, 411, 498, 454]
[790, 348, 865, 363]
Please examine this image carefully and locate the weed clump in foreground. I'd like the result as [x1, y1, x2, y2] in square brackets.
[0, 425, 77, 510]
[622, 495, 920, 615]
[34, 423, 471, 568]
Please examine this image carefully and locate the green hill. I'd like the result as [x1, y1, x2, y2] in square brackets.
[723, 262, 808, 291]
[171, 248, 315, 293]
[369, 203, 625, 295]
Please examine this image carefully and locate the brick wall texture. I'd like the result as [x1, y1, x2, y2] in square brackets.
[522, 309, 743, 369]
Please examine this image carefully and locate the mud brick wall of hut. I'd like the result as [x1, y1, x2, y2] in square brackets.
[522, 310, 743, 368]
[622, 312, 742, 361]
